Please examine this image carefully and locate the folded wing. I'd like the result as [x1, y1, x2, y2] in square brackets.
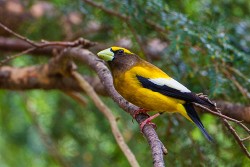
[136, 75, 214, 141]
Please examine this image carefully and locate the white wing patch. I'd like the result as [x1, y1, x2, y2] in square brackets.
[148, 78, 191, 92]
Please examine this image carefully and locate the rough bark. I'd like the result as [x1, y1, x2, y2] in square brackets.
[0, 65, 106, 95]
[1, 65, 249, 124]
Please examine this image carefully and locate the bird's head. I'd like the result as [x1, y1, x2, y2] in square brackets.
[97, 46, 133, 62]
[97, 46, 140, 73]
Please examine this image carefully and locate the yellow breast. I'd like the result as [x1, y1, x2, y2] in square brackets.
[113, 62, 185, 112]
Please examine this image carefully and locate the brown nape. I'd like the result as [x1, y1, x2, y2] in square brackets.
[108, 53, 141, 76]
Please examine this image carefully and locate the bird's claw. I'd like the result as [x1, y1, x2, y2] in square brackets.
[197, 93, 215, 106]
[140, 120, 157, 132]
[132, 108, 150, 119]
[139, 113, 161, 132]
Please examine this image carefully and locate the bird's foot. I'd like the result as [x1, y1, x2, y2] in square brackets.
[140, 113, 161, 132]
[132, 108, 150, 119]
[140, 121, 157, 132]
[197, 93, 216, 107]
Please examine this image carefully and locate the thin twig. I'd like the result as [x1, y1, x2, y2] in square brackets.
[226, 65, 250, 82]
[0, 37, 96, 66]
[0, 22, 96, 65]
[194, 102, 250, 134]
[241, 136, 250, 142]
[64, 91, 88, 106]
[221, 68, 250, 99]
[71, 71, 140, 167]
[220, 116, 250, 158]
[0, 22, 38, 47]
[82, 0, 167, 35]
[0, 47, 36, 65]
[67, 48, 166, 167]
[126, 23, 150, 61]
[82, 0, 128, 20]
[82, 0, 149, 60]
[1, 17, 249, 163]
[193, 103, 242, 123]
[194, 102, 250, 158]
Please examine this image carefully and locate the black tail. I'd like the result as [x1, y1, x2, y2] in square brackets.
[183, 103, 213, 142]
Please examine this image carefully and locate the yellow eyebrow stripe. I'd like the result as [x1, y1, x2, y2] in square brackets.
[111, 46, 133, 54]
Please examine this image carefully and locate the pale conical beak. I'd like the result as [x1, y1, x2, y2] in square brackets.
[97, 48, 114, 61]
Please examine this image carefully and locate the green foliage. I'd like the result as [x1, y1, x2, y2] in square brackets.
[1, 0, 250, 167]
[80, 0, 250, 102]
[21, 17, 63, 41]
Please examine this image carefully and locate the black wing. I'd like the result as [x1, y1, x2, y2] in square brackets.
[136, 75, 214, 141]
[136, 75, 212, 106]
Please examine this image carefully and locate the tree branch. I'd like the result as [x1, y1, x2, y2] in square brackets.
[66, 48, 167, 167]
[1, 65, 250, 124]
[0, 22, 38, 47]
[220, 113, 250, 158]
[31, 47, 141, 166]
[193, 98, 250, 159]
[0, 37, 164, 61]
[82, 0, 166, 33]
[0, 23, 96, 65]
[71, 71, 140, 167]
[0, 65, 107, 95]
[0, 37, 67, 55]
[216, 100, 250, 123]
[0, 21, 249, 162]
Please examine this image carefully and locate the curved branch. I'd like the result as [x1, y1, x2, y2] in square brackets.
[0, 37, 65, 55]
[0, 65, 107, 95]
[216, 100, 250, 123]
[194, 100, 250, 158]
[66, 48, 166, 167]
[1, 65, 250, 124]
[82, 0, 166, 33]
[0, 37, 164, 61]
[71, 71, 140, 167]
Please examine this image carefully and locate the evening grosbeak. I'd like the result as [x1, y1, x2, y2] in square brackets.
[97, 46, 215, 141]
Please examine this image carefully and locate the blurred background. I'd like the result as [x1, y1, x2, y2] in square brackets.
[0, 0, 249, 166]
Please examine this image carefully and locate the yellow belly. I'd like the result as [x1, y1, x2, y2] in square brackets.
[115, 81, 184, 112]
[113, 64, 185, 112]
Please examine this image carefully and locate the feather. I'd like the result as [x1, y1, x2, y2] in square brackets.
[136, 75, 214, 107]
[183, 103, 213, 142]
[149, 78, 191, 92]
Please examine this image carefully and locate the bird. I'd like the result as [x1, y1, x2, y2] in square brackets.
[97, 46, 215, 141]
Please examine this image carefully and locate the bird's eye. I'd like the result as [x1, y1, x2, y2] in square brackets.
[117, 49, 124, 54]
